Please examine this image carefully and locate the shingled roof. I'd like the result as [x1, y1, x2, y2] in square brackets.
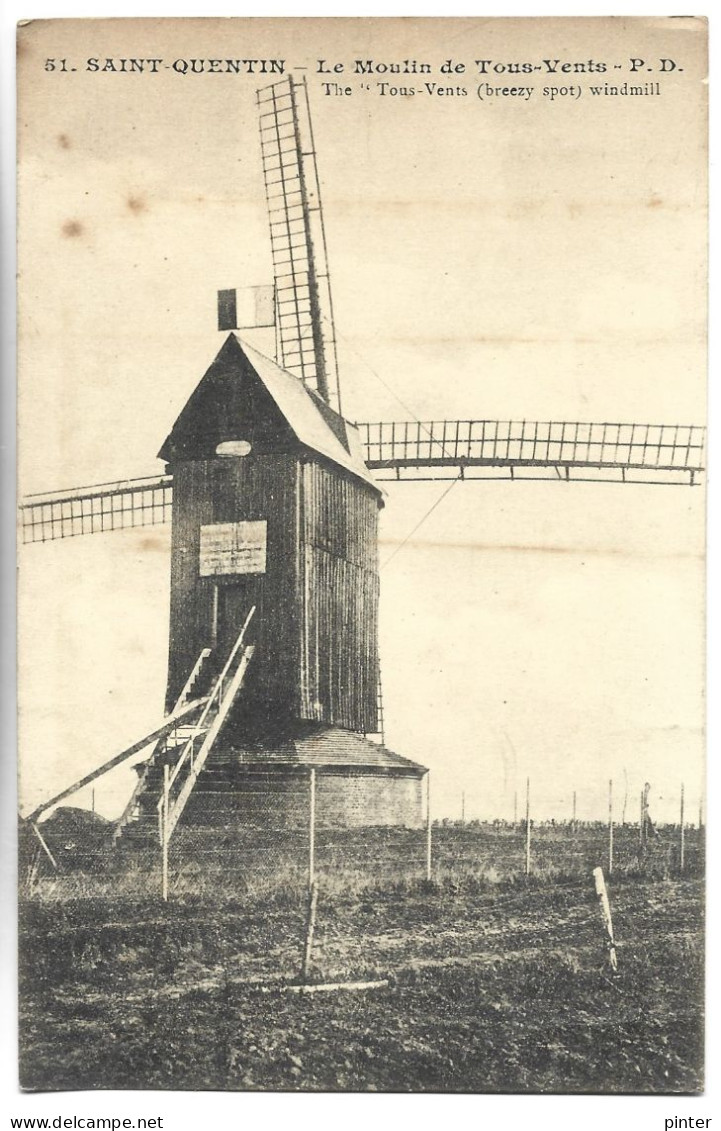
[159, 333, 380, 493]
[227, 724, 427, 776]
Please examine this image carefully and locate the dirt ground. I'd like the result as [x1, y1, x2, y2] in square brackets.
[19, 863, 704, 1094]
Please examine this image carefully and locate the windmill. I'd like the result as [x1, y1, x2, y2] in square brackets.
[19, 76, 705, 863]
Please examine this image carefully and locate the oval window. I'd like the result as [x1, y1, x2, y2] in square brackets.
[216, 440, 252, 458]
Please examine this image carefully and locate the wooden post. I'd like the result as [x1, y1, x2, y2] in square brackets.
[608, 778, 614, 876]
[161, 764, 170, 902]
[572, 790, 577, 833]
[301, 880, 319, 984]
[640, 782, 653, 856]
[425, 773, 432, 880]
[211, 584, 219, 648]
[524, 777, 531, 877]
[593, 867, 618, 971]
[639, 789, 644, 850]
[308, 767, 316, 891]
[680, 782, 685, 872]
[91, 788, 95, 815]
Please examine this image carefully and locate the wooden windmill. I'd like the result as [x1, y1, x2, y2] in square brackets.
[21, 76, 705, 857]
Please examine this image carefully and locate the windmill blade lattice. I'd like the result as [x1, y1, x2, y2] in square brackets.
[19, 419, 705, 544]
[257, 76, 340, 412]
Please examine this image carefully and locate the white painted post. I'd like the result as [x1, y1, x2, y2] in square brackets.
[161, 764, 170, 902]
[593, 866, 618, 971]
[680, 781, 685, 872]
[524, 777, 531, 877]
[308, 768, 316, 891]
[426, 773, 432, 881]
[608, 778, 614, 876]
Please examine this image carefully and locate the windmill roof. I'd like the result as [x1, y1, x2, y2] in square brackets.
[239, 338, 379, 491]
[228, 724, 427, 775]
[160, 333, 380, 494]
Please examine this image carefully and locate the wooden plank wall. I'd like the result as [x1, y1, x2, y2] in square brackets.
[299, 461, 380, 733]
[167, 452, 381, 735]
[166, 454, 299, 717]
[166, 461, 214, 711]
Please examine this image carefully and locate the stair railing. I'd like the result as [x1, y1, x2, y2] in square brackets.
[112, 646, 213, 843]
[161, 605, 256, 819]
[176, 647, 213, 707]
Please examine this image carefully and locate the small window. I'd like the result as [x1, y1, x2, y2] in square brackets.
[216, 440, 252, 458]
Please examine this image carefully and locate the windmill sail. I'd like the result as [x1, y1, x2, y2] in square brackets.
[256, 76, 341, 413]
[359, 419, 707, 484]
[20, 475, 173, 544]
[19, 419, 705, 544]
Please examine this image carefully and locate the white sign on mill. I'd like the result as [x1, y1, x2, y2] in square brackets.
[199, 520, 268, 576]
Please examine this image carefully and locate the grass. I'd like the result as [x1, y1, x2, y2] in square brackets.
[24, 820, 702, 903]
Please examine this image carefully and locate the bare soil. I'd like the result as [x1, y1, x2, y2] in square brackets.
[19, 836, 704, 1093]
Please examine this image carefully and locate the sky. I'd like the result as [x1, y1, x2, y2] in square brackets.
[17, 17, 706, 824]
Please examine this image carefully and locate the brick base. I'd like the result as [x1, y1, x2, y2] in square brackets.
[181, 767, 424, 830]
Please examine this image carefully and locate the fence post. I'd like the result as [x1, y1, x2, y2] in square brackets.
[608, 778, 614, 875]
[639, 789, 645, 853]
[425, 773, 432, 880]
[680, 781, 685, 873]
[524, 777, 531, 877]
[161, 764, 169, 902]
[308, 767, 316, 891]
[301, 880, 319, 984]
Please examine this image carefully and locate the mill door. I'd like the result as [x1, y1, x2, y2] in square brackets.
[213, 578, 263, 665]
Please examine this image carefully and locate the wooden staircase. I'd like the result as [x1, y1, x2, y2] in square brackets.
[113, 646, 212, 843]
[114, 607, 256, 849]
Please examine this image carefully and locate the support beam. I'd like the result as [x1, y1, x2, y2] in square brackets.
[30, 821, 60, 871]
[26, 697, 208, 822]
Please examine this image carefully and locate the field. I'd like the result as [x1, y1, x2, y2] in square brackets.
[19, 822, 704, 1094]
